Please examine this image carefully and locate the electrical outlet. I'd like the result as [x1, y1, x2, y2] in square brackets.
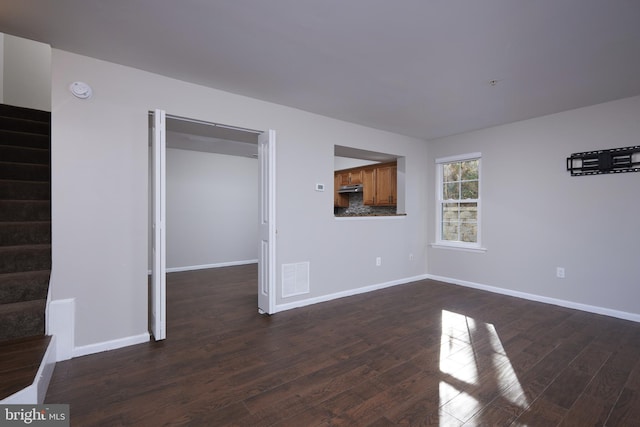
[376, 257, 382, 266]
[556, 267, 565, 279]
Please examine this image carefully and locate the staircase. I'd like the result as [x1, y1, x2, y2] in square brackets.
[0, 103, 53, 402]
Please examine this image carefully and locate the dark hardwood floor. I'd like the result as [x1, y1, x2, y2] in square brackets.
[45, 265, 640, 426]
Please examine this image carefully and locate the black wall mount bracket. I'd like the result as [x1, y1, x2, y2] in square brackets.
[566, 145, 640, 176]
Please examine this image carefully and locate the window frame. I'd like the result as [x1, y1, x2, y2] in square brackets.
[434, 152, 485, 252]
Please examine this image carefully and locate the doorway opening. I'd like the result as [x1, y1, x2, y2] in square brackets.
[148, 111, 276, 340]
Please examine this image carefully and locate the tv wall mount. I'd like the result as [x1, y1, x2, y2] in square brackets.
[566, 145, 640, 176]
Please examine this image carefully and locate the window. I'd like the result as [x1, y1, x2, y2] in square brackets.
[435, 153, 482, 250]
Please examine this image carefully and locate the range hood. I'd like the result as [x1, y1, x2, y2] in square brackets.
[338, 184, 363, 193]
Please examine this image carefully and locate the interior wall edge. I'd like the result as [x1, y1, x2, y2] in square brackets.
[426, 273, 640, 323]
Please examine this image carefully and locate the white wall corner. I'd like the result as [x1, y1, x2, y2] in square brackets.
[426, 274, 640, 324]
[275, 274, 429, 313]
[166, 259, 258, 273]
[47, 298, 75, 362]
[72, 333, 150, 359]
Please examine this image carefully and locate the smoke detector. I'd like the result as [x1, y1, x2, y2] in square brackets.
[69, 81, 93, 99]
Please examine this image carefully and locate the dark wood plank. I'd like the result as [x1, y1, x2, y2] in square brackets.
[515, 398, 566, 426]
[0, 334, 50, 398]
[44, 265, 640, 426]
[605, 387, 640, 426]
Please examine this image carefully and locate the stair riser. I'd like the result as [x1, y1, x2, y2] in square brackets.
[0, 104, 50, 122]
[0, 145, 49, 165]
[0, 247, 51, 274]
[0, 162, 50, 181]
[0, 301, 46, 341]
[0, 223, 51, 246]
[0, 201, 50, 221]
[0, 181, 50, 200]
[0, 130, 50, 150]
[0, 271, 50, 304]
[0, 117, 49, 135]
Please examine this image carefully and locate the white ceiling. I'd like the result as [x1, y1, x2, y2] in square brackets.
[2, 0, 640, 141]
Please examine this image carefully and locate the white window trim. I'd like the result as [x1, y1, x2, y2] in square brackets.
[434, 152, 486, 252]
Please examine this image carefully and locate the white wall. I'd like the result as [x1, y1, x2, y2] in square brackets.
[2, 33, 51, 111]
[427, 95, 640, 319]
[50, 49, 429, 348]
[334, 156, 379, 170]
[166, 148, 258, 270]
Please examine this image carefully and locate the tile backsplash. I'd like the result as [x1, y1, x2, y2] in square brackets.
[334, 192, 396, 216]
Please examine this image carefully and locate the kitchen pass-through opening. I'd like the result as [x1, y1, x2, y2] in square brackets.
[334, 145, 405, 217]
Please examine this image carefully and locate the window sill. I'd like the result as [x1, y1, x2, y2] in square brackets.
[430, 243, 487, 253]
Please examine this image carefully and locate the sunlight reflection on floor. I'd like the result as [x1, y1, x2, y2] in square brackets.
[439, 310, 529, 422]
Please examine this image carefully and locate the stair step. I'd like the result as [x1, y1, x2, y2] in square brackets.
[0, 222, 51, 246]
[0, 245, 51, 274]
[0, 270, 50, 304]
[0, 200, 50, 221]
[0, 117, 49, 136]
[0, 145, 49, 165]
[0, 180, 50, 200]
[0, 129, 50, 150]
[0, 299, 46, 341]
[0, 104, 50, 123]
[0, 104, 51, 353]
[0, 335, 51, 400]
[0, 161, 50, 181]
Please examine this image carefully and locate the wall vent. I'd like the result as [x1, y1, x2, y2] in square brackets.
[282, 262, 310, 298]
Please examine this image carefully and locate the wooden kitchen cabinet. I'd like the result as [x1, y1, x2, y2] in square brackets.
[348, 170, 363, 185]
[336, 170, 362, 186]
[335, 161, 397, 207]
[363, 162, 397, 206]
[362, 168, 375, 205]
[336, 172, 350, 187]
[334, 173, 349, 207]
[374, 164, 397, 206]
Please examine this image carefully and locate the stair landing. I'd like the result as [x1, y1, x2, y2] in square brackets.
[0, 335, 51, 400]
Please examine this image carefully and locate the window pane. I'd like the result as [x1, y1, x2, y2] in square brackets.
[460, 222, 477, 243]
[461, 160, 478, 180]
[442, 221, 459, 241]
[443, 163, 459, 182]
[443, 182, 459, 199]
[442, 203, 460, 221]
[461, 181, 478, 199]
[459, 202, 477, 221]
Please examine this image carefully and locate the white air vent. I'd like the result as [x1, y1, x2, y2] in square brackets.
[282, 262, 310, 298]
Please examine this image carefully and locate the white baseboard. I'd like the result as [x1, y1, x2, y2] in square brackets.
[48, 298, 151, 360]
[157, 259, 258, 274]
[427, 274, 640, 323]
[1, 336, 56, 404]
[274, 274, 429, 313]
[72, 332, 150, 359]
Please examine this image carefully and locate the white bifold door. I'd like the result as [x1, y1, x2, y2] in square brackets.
[150, 109, 166, 340]
[258, 129, 276, 315]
